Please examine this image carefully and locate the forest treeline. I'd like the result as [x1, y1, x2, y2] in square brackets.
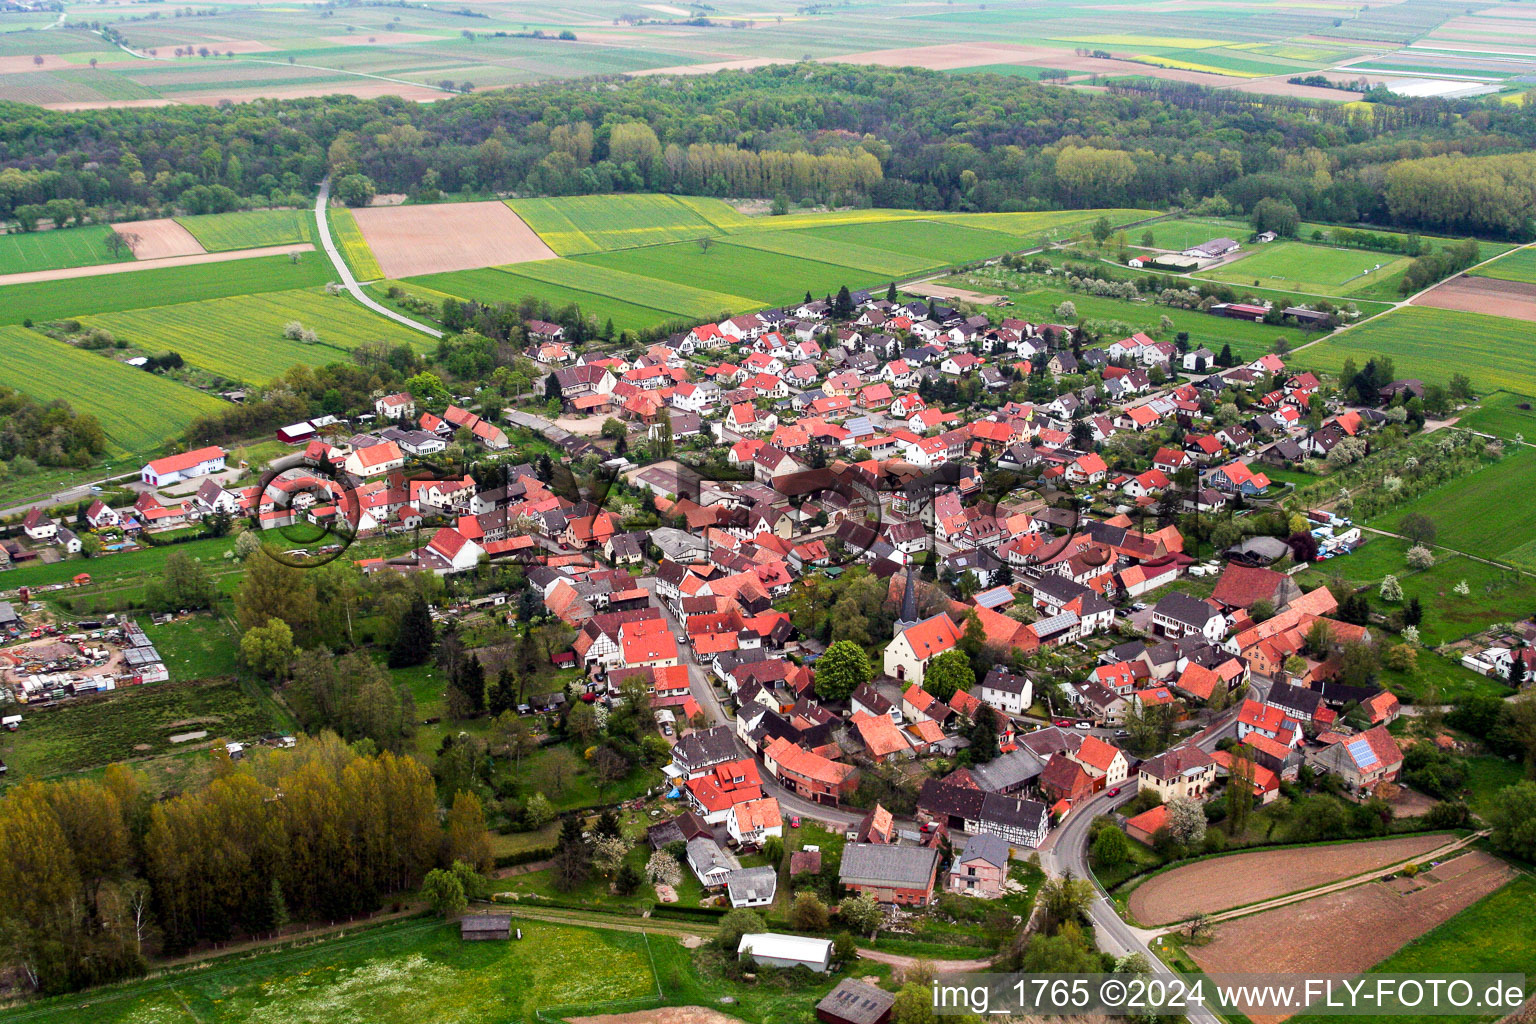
[0, 735, 489, 993]
[3, 64, 1536, 236]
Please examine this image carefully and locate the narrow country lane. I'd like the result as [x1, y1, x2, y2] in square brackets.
[313, 179, 443, 339]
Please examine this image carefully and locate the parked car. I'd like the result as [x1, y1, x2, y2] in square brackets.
[789, 814, 801, 828]
[1075, 720, 1093, 729]
[1052, 718, 1072, 727]
[1107, 788, 1121, 797]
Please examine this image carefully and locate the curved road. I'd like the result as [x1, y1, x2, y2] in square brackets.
[312, 179, 443, 339]
[1039, 698, 1251, 1024]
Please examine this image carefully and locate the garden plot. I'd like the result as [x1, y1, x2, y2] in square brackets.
[350, 200, 557, 277]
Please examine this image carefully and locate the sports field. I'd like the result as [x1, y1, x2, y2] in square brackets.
[175, 209, 313, 251]
[1470, 244, 1536, 284]
[1299, 306, 1536, 394]
[79, 288, 435, 384]
[1198, 240, 1412, 296]
[0, 253, 333, 326]
[0, 325, 228, 456]
[507, 193, 720, 255]
[328, 207, 384, 281]
[0, 225, 132, 274]
[1131, 217, 1251, 252]
[1372, 446, 1536, 572]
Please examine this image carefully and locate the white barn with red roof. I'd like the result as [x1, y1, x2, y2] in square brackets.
[140, 446, 226, 487]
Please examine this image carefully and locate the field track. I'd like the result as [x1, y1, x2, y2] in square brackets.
[351, 201, 556, 277]
[0, 243, 316, 288]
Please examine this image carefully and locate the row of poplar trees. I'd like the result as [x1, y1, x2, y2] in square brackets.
[0, 733, 487, 994]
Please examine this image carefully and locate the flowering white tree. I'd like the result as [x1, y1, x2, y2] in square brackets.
[1380, 575, 1404, 602]
[645, 851, 681, 887]
[1402, 625, 1421, 645]
[1454, 580, 1470, 596]
[1406, 545, 1435, 569]
[1167, 797, 1207, 846]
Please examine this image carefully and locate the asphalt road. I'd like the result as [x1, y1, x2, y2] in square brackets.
[312, 179, 442, 339]
[635, 573, 863, 829]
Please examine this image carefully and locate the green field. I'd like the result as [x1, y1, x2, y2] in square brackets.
[664, 194, 758, 232]
[0, 252, 333, 326]
[1198, 240, 1412, 297]
[1456, 390, 1536, 440]
[503, 258, 755, 320]
[945, 278, 1313, 356]
[0, 325, 229, 457]
[175, 209, 313, 251]
[398, 268, 691, 334]
[1298, 878, 1536, 1024]
[80, 288, 435, 384]
[1298, 306, 1536, 394]
[726, 227, 941, 277]
[0, 913, 885, 1024]
[0, 678, 278, 779]
[1470, 244, 1536, 284]
[143, 615, 242, 679]
[1373, 447, 1536, 571]
[575, 240, 879, 307]
[0, 225, 132, 274]
[801, 218, 1026, 265]
[508, 193, 719, 255]
[329, 207, 385, 281]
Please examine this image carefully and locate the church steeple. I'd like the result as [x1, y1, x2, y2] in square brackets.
[894, 562, 918, 636]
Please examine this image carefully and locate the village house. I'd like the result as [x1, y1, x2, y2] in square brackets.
[945, 833, 1012, 899]
[839, 843, 941, 906]
[140, 446, 227, 487]
[1137, 744, 1217, 802]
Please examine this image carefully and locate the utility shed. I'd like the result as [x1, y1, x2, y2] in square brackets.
[459, 914, 512, 940]
[817, 978, 896, 1024]
[736, 932, 833, 972]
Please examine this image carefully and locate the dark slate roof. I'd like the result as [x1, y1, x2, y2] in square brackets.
[839, 842, 940, 889]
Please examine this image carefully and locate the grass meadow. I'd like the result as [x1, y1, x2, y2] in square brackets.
[0, 252, 333, 326]
[1371, 446, 1536, 570]
[175, 209, 313, 251]
[1455, 390, 1536, 440]
[0, 325, 228, 457]
[0, 225, 132, 274]
[0, 677, 278, 779]
[1297, 306, 1536, 393]
[80, 288, 435, 384]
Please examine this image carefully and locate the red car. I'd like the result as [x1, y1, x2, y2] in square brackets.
[789, 814, 802, 828]
[1052, 718, 1072, 728]
[1107, 788, 1122, 797]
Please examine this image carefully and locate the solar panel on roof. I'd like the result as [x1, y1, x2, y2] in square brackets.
[1347, 737, 1377, 768]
